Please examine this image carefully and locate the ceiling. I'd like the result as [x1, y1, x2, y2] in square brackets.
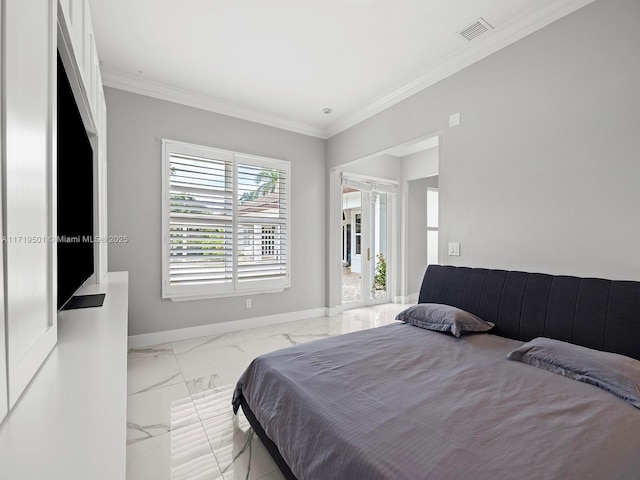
[89, 0, 594, 138]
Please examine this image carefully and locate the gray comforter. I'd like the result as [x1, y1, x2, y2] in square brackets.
[233, 323, 640, 479]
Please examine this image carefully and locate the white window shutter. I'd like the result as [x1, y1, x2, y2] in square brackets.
[236, 158, 288, 286]
[162, 141, 290, 299]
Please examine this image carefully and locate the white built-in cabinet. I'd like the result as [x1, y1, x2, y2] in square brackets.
[58, 0, 109, 281]
[2, 0, 58, 412]
[0, 0, 108, 420]
[0, 4, 7, 425]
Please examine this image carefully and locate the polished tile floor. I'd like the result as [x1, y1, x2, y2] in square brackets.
[126, 303, 410, 480]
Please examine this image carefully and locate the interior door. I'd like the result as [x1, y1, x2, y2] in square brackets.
[342, 187, 363, 305]
[366, 192, 389, 304]
[341, 179, 393, 307]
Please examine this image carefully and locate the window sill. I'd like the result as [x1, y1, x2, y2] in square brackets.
[164, 286, 289, 302]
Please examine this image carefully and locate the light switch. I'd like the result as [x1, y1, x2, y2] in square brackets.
[448, 242, 460, 256]
[449, 112, 461, 127]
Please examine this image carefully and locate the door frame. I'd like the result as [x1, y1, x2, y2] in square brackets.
[327, 132, 443, 315]
[338, 174, 396, 311]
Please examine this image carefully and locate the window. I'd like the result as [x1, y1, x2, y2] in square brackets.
[162, 140, 290, 300]
[426, 188, 438, 265]
[261, 226, 276, 256]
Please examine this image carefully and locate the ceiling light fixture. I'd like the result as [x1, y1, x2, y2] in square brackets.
[323, 108, 333, 115]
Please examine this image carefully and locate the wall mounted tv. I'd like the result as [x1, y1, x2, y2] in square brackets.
[57, 52, 95, 310]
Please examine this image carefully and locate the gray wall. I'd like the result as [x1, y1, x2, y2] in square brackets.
[328, 0, 640, 281]
[407, 176, 438, 295]
[341, 154, 401, 181]
[106, 88, 326, 336]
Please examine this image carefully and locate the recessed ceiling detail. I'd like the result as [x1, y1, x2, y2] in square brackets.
[457, 18, 494, 41]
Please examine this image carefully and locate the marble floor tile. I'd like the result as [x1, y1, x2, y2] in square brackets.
[237, 332, 296, 359]
[228, 323, 285, 344]
[127, 382, 199, 445]
[171, 421, 224, 480]
[275, 317, 335, 344]
[126, 303, 411, 479]
[191, 386, 235, 423]
[255, 470, 287, 480]
[215, 425, 281, 480]
[189, 384, 277, 480]
[191, 386, 249, 450]
[171, 333, 235, 356]
[185, 374, 230, 396]
[176, 342, 254, 395]
[127, 344, 185, 395]
[127, 434, 171, 480]
[126, 428, 223, 480]
[175, 342, 253, 380]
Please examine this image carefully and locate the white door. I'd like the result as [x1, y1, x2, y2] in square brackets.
[3, 0, 58, 409]
[366, 192, 390, 305]
[350, 210, 362, 273]
[341, 179, 393, 307]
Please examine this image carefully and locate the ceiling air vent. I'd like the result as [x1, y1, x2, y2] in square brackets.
[457, 18, 493, 42]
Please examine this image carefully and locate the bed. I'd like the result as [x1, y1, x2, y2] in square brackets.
[232, 265, 640, 479]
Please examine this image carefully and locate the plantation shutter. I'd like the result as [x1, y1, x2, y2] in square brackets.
[162, 141, 290, 299]
[167, 148, 234, 295]
[236, 155, 288, 286]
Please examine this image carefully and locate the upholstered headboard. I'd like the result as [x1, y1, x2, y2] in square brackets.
[418, 265, 640, 360]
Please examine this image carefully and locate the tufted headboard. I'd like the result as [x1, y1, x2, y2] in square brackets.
[418, 265, 640, 361]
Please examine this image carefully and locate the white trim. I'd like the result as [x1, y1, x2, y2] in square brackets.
[326, 305, 343, 317]
[168, 286, 286, 302]
[102, 69, 327, 139]
[392, 294, 418, 304]
[127, 307, 327, 348]
[162, 139, 291, 300]
[102, 0, 594, 140]
[325, 0, 596, 137]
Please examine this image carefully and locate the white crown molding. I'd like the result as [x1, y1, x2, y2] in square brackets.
[103, 0, 595, 141]
[101, 69, 328, 139]
[325, 0, 597, 138]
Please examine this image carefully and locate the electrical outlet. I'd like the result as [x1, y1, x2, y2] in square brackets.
[246, 298, 252, 309]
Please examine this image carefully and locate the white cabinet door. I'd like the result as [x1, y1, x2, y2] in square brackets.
[97, 96, 109, 281]
[3, 0, 57, 409]
[0, 5, 7, 424]
[0, 239, 6, 421]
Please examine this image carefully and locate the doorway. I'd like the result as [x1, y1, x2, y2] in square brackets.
[341, 178, 392, 307]
[329, 133, 441, 313]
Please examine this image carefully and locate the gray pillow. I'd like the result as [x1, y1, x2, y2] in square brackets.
[507, 337, 640, 409]
[396, 303, 494, 337]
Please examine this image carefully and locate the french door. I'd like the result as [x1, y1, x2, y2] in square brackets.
[341, 176, 394, 308]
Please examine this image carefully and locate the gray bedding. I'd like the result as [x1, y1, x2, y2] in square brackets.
[232, 323, 640, 479]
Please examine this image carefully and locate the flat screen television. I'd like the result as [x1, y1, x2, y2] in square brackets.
[57, 52, 95, 310]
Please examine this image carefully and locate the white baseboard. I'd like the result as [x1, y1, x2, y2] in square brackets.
[128, 307, 327, 348]
[326, 305, 343, 317]
[393, 294, 419, 304]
